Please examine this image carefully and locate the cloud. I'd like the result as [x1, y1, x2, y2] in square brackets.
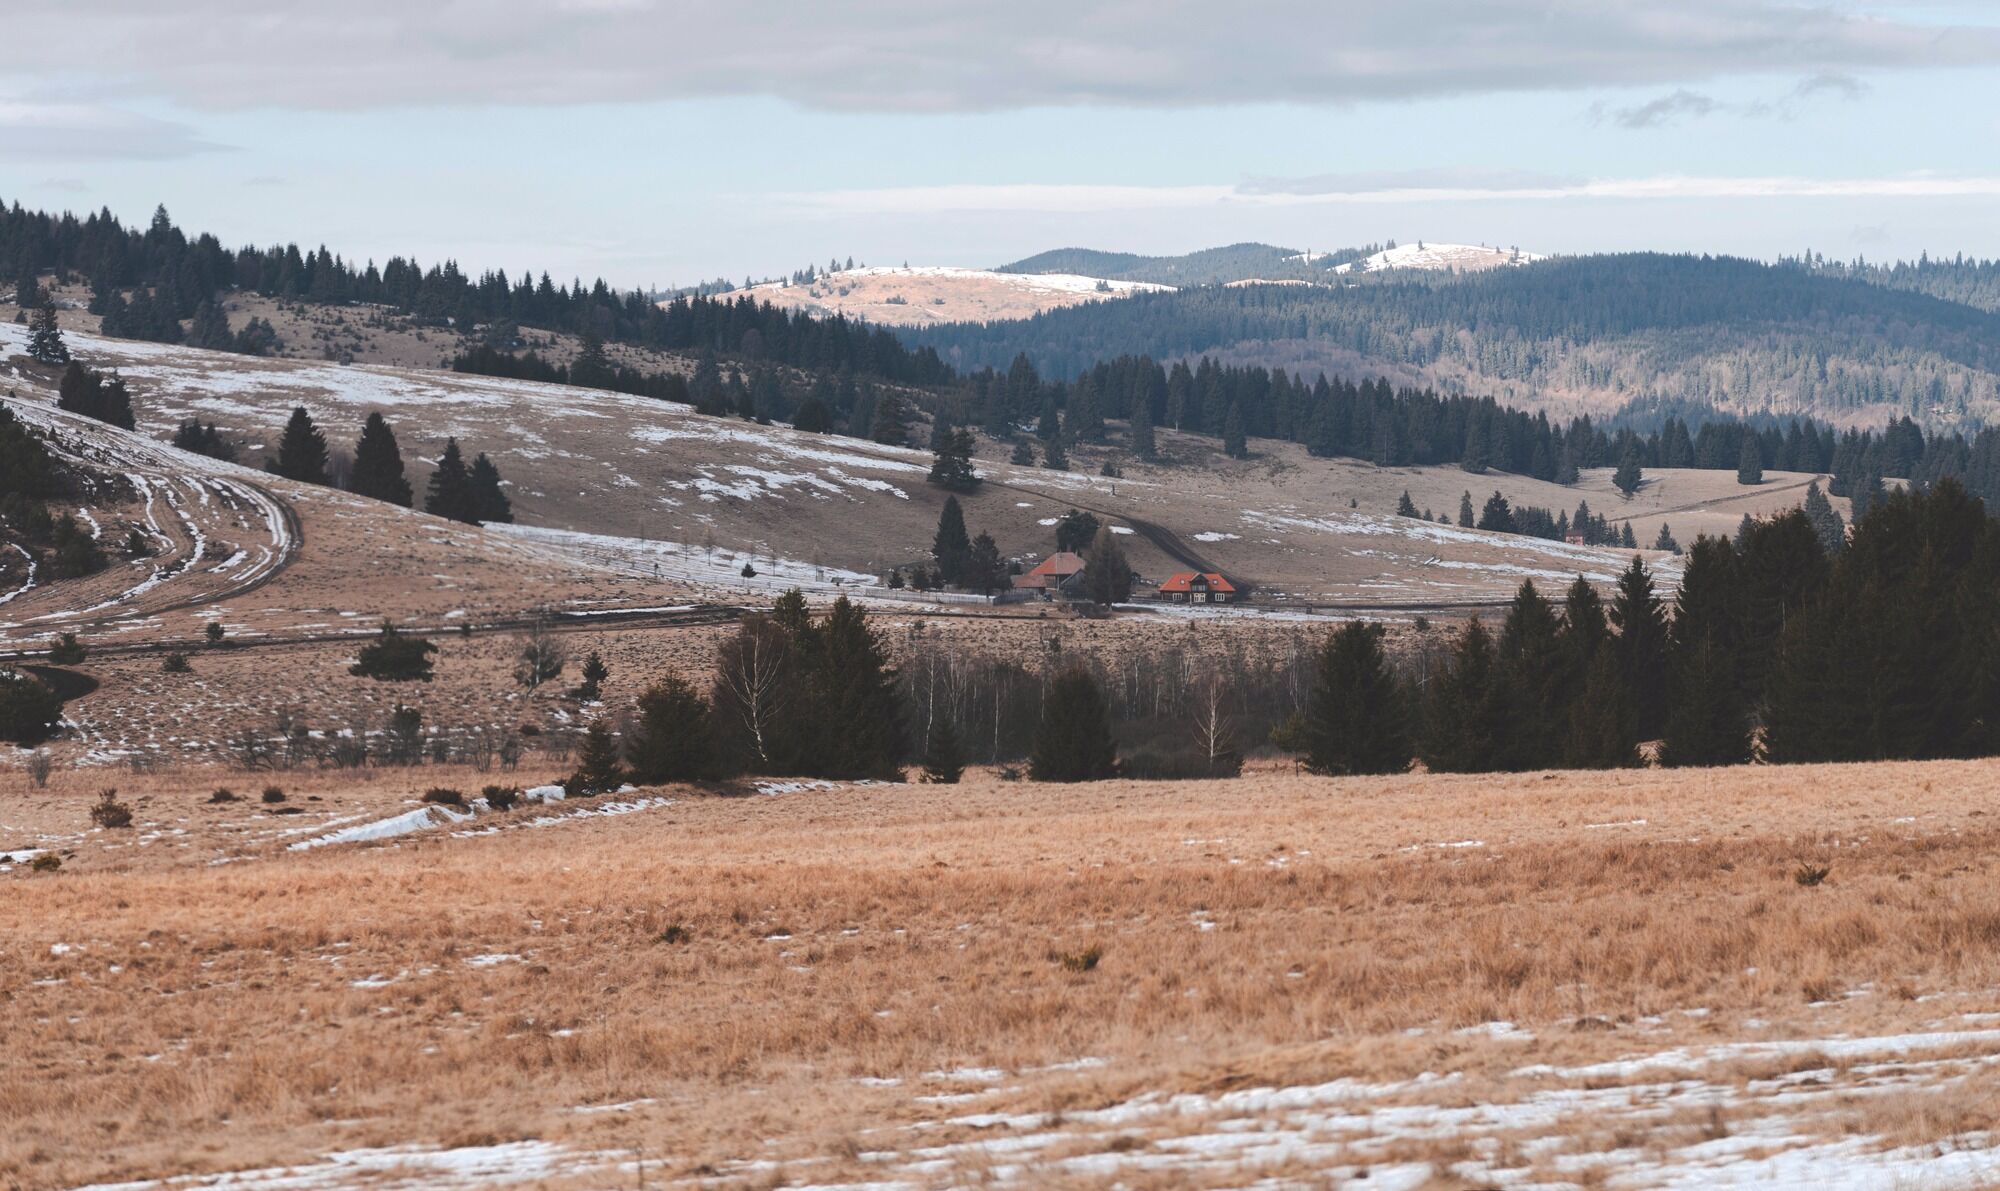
[1600, 69, 1875, 129]
[1792, 71, 1871, 100]
[781, 174, 2000, 215]
[1241, 168, 1587, 196]
[6, 1, 1999, 113]
[0, 101, 227, 160]
[1605, 90, 1728, 129]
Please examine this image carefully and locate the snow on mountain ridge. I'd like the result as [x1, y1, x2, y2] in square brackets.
[1333, 243, 1545, 274]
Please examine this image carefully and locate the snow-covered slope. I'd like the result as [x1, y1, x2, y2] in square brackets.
[723, 266, 1171, 326]
[1333, 243, 1545, 274]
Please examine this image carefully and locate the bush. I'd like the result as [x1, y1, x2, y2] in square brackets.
[421, 787, 463, 806]
[30, 852, 61, 873]
[740, 562, 757, 578]
[26, 749, 52, 788]
[208, 787, 239, 803]
[89, 790, 133, 829]
[481, 785, 519, 811]
[204, 621, 226, 647]
[48, 633, 85, 665]
[1795, 862, 1831, 887]
[349, 622, 437, 682]
[0, 668, 64, 745]
[161, 651, 191, 674]
[260, 786, 285, 804]
[1053, 944, 1102, 972]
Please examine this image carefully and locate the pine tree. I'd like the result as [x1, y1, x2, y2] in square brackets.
[931, 496, 971, 586]
[1477, 491, 1517, 534]
[871, 395, 910, 446]
[565, 719, 626, 796]
[791, 396, 831, 433]
[1460, 415, 1489, 473]
[1620, 522, 1638, 548]
[27, 299, 68, 365]
[1802, 481, 1846, 555]
[270, 407, 330, 485]
[425, 438, 478, 523]
[188, 302, 233, 350]
[1055, 509, 1100, 554]
[624, 676, 717, 784]
[1613, 445, 1643, 497]
[1497, 580, 1565, 770]
[469, 453, 512, 523]
[1030, 666, 1118, 781]
[1222, 401, 1247, 458]
[927, 427, 979, 492]
[1609, 555, 1668, 740]
[1042, 429, 1069, 470]
[921, 716, 966, 783]
[1009, 439, 1036, 466]
[1736, 433, 1764, 485]
[349, 621, 437, 681]
[1302, 621, 1410, 775]
[1084, 526, 1133, 605]
[1659, 536, 1751, 767]
[348, 412, 413, 506]
[963, 532, 1006, 595]
[1457, 491, 1475, 528]
[1395, 490, 1419, 518]
[576, 651, 609, 701]
[1421, 618, 1508, 773]
[1653, 523, 1681, 554]
[808, 597, 905, 779]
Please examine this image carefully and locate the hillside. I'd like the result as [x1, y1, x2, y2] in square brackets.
[1332, 241, 1545, 274]
[1000, 241, 1370, 286]
[724, 265, 1171, 327]
[908, 253, 2000, 430]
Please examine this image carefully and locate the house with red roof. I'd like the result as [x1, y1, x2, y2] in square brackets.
[1157, 571, 1238, 604]
[1011, 551, 1087, 599]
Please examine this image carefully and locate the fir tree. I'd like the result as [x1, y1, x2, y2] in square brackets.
[1395, 490, 1419, 518]
[469, 453, 512, 523]
[807, 597, 905, 779]
[1457, 491, 1475, 528]
[624, 676, 717, 784]
[348, 412, 413, 506]
[791, 396, 831, 433]
[27, 299, 68, 365]
[871, 395, 910, 446]
[963, 532, 1007, 595]
[1302, 621, 1410, 775]
[1653, 523, 1680, 554]
[932, 496, 971, 586]
[1222, 400, 1247, 458]
[565, 719, 626, 796]
[270, 407, 330, 485]
[1030, 667, 1118, 781]
[576, 651, 609, 701]
[188, 302, 233, 350]
[1736, 433, 1764, 485]
[1497, 580, 1566, 770]
[1477, 491, 1517, 534]
[1042, 429, 1069, 470]
[1421, 618, 1508, 773]
[927, 427, 979, 492]
[1009, 439, 1036, 466]
[921, 716, 966, 784]
[1620, 522, 1638, 548]
[1460, 415, 1489, 473]
[1802, 481, 1846, 555]
[1659, 536, 1751, 767]
[425, 438, 478, 523]
[1055, 509, 1100, 554]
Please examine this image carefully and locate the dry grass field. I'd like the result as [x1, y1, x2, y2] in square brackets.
[6, 758, 2000, 1189]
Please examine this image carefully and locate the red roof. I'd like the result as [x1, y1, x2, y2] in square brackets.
[1025, 551, 1086, 578]
[1159, 571, 1236, 594]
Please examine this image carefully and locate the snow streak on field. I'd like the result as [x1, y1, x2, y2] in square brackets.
[1333, 242, 1546, 274]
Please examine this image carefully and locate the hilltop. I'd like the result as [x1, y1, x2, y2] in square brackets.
[724, 264, 1171, 327]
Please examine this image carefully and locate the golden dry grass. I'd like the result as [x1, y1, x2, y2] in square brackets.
[5, 757, 2000, 1187]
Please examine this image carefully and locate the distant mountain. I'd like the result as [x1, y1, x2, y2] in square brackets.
[905, 253, 2000, 431]
[1332, 241, 1545, 274]
[733, 265, 1170, 327]
[999, 241, 1382, 287]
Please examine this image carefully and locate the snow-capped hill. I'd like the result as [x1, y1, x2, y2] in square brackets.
[1334, 243, 1545, 275]
[729, 266, 1172, 326]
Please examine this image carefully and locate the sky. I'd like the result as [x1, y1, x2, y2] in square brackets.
[9, 1, 2000, 290]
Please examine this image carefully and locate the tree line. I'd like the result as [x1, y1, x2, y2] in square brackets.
[260, 407, 513, 525]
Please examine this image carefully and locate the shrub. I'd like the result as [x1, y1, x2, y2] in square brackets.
[48, 633, 85, 664]
[658, 925, 691, 945]
[208, 787, 239, 803]
[204, 621, 226, 647]
[89, 790, 133, 829]
[740, 562, 757, 578]
[481, 785, 519, 811]
[349, 622, 438, 682]
[421, 787, 464, 806]
[161, 651, 192, 674]
[1795, 862, 1831, 887]
[1053, 944, 1102, 973]
[30, 853, 61, 873]
[26, 749, 52, 788]
[0, 669, 64, 745]
[260, 786, 286, 804]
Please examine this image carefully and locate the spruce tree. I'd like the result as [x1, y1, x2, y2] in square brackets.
[576, 651, 609, 700]
[1802, 481, 1846, 555]
[1303, 621, 1410, 775]
[1736, 434, 1764, 485]
[1659, 536, 1751, 767]
[270, 407, 330, 485]
[1084, 526, 1133, 605]
[565, 720, 626, 796]
[1497, 580, 1565, 769]
[927, 427, 979, 492]
[1030, 667, 1118, 781]
[963, 532, 1006, 595]
[1043, 429, 1069, 470]
[469, 453, 513, 523]
[1613, 445, 1643, 497]
[27, 299, 68, 365]
[188, 302, 233, 350]
[1457, 491, 1475, 528]
[624, 676, 716, 784]
[1477, 491, 1517, 534]
[1609, 555, 1668, 740]
[1421, 618, 1508, 773]
[1129, 392, 1156, 459]
[349, 412, 413, 507]
[1653, 523, 1680, 554]
[931, 496, 971, 586]
[425, 438, 478, 523]
[1222, 401, 1247, 458]
[1395, 490, 1418, 518]
[1055, 509, 1100, 554]
[807, 597, 905, 779]
[921, 716, 966, 783]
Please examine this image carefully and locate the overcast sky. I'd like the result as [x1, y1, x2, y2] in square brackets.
[9, 1, 2000, 288]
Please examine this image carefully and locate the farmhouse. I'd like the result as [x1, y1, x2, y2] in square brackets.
[1158, 571, 1238, 604]
[1011, 551, 1088, 599]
